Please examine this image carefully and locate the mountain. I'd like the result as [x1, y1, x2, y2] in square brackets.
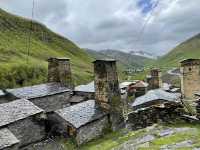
[129, 50, 158, 59]
[0, 8, 94, 88]
[86, 49, 153, 70]
[156, 33, 200, 67]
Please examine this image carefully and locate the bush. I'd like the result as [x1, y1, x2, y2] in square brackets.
[0, 63, 47, 89]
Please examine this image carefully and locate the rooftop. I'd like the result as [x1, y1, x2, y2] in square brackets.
[93, 59, 116, 63]
[120, 81, 138, 88]
[131, 81, 149, 88]
[6, 82, 71, 99]
[75, 81, 95, 93]
[0, 128, 19, 150]
[132, 89, 181, 109]
[0, 90, 5, 97]
[0, 99, 43, 127]
[55, 100, 107, 129]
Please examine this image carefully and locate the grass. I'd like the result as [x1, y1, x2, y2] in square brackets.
[154, 33, 200, 68]
[59, 122, 200, 150]
[0, 8, 94, 88]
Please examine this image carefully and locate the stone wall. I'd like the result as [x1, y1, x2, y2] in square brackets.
[8, 114, 46, 147]
[181, 64, 200, 99]
[127, 106, 182, 130]
[30, 92, 71, 112]
[94, 60, 124, 131]
[147, 69, 162, 90]
[76, 116, 109, 145]
[48, 58, 74, 89]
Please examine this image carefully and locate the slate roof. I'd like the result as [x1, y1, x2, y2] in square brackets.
[131, 81, 149, 88]
[75, 81, 95, 93]
[0, 99, 44, 127]
[6, 82, 71, 99]
[132, 89, 181, 109]
[0, 128, 19, 150]
[0, 90, 5, 97]
[55, 100, 107, 129]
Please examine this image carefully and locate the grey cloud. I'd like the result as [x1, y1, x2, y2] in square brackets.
[0, 0, 200, 56]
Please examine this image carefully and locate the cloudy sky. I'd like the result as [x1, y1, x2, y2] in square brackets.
[0, 0, 200, 55]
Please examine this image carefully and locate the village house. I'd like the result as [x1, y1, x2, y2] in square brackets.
[52, 100, 109, 145]
[0, 99, 46, 148]
[127, 89, 182, 130]
[6, 83, 71, 113]
[72, 81, 95, 104]
[47, 59, 124, 145]
[4, 58, 75, 113]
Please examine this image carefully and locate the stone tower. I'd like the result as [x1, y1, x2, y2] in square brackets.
[48, 57, 74, 89]
[93, 59, 124, 131]
[147, 69, 162, 90]
[180, 59, 200, 99]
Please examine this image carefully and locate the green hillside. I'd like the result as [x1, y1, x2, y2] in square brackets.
[86, 49, 153, 70]
[0, 8, 94, 88]
[156, 33, 200, 68]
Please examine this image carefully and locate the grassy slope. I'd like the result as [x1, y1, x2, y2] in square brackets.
[60, 122, 200, 150]
[156, 33, 200, 68]
[0, 8, 94, 88]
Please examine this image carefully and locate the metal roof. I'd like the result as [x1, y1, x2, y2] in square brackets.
[0, 99, 44, 127]
[75, 81, 95, 93]
[0, 128, 19, 150]
[132, 89, 181, 108]
[6, 83, 71, 99]
[55, 100, 107, 129]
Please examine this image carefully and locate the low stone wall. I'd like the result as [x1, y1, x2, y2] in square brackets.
[30, 92, 71, 112]
[76, 116, 109, 145]
[8, 114, 46, 147]
[126, 106, 183, 130]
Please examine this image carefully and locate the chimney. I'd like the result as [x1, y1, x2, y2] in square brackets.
[48, 58, 74, 89]
[147, 68, 162, 90]
[93, 59, 124, 131]
[180, 59, 200, 99]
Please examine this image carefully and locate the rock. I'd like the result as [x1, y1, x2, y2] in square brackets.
[159, 129, 174, 137]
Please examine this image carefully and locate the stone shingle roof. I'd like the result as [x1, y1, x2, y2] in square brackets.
[0, 90, 5, 97]
[6, 83, 71, 99]
[0, 99, 44, 127]
[55, 100, 107, 129]
[75, 81, 95, 93]
[132, 89, 181, 109]
[0, 128, 19, 150]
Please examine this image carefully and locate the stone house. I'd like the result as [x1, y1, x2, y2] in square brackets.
[127, 89, 182, 130]
[0, 99, 46, 148]
[47, 59, 124, 145]
[128, 81, 148, 98]
[51, 100, 109, 145]
[72, 81, 95, 104]
[131, 89, 181, 110]
[180, 59, 200, 100]
[6, 83, 71, 113]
